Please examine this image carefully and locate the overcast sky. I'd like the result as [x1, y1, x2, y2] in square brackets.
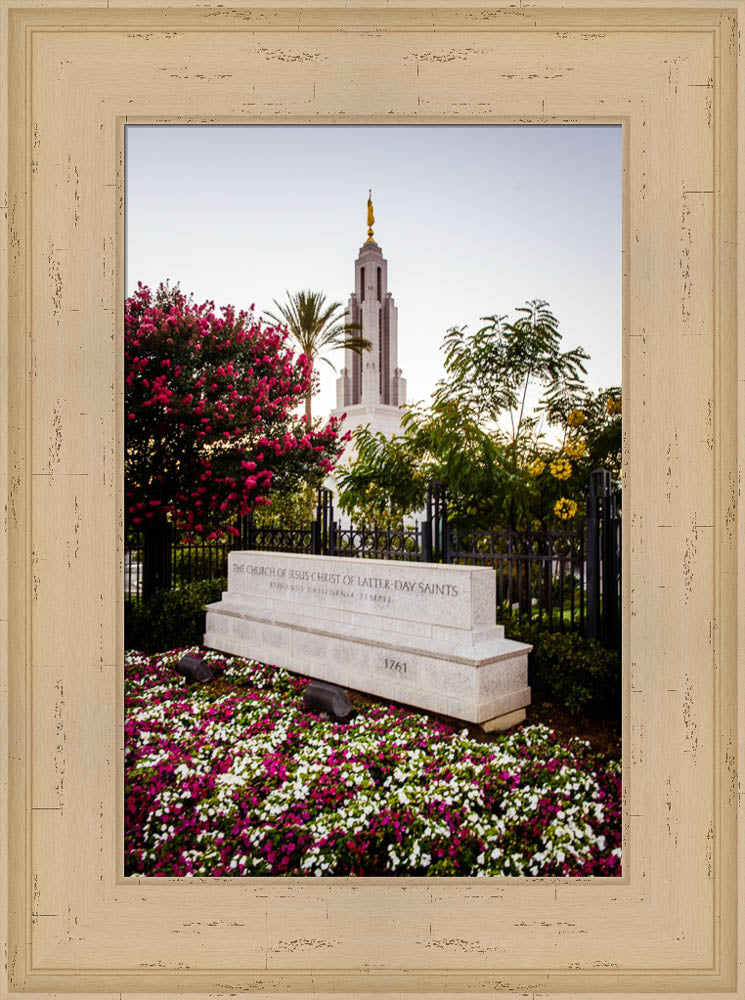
[125, 125, 622, 427]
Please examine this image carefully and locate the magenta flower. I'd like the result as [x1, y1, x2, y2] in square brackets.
[124, 282, 348, 541]
[124, 648, 622, 880]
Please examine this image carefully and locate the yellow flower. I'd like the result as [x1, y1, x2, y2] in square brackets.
[567, 408, 586, 428]
[565, 438, 586, 459]
[554, 497, 578, 520]
[550, 457, 572, 481]
[606, 396, 622, 416]
[529, 457, 546, 477]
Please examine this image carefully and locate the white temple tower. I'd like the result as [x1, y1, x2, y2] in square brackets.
[331, 192, 406, 442]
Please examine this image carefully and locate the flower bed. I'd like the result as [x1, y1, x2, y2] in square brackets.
[125, 648, 622, 877]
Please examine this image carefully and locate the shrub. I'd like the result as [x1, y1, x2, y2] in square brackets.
[125, 578, 226, 653]
[503, 617, 620, 718]
[125, 282, 345, 541]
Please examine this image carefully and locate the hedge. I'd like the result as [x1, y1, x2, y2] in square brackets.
[124, 578, 226, 654]
[503, 617, 620, 719]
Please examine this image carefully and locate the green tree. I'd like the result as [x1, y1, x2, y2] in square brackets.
[251, 481, 318, 528]
[338, 300, 619, 531]
[525, 386, 622, 527]
[430, 299, 591, 526]
[337, 400, 536, 529]
[579, 387, 622, 480]
[266, 290, 370, 425]
[435, 299, 589, 466]
[336, 421, 426, 524]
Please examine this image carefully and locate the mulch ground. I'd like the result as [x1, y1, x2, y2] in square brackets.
[522, 700, 621, 758]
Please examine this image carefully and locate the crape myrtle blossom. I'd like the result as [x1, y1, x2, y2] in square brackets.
[125, 648, 622, 878]
[125, 282, 348, 539]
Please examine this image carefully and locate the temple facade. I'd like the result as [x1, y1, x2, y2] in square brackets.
[330, 193, 406, 441]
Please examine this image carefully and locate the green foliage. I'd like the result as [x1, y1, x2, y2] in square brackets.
[337, 299, 624, 530]
[526, 385, 622, 523]
[252, 482, 318, 528]
[336, 422, 428, 523]
[435, 300, 589, 454]
[125, 578, 226, 653]
[574, 387, 622, 481]
[503, 617, 620, 718]
[337, 400, 540, 528]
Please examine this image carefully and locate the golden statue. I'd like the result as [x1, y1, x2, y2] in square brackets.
[366, 189, 375, 243]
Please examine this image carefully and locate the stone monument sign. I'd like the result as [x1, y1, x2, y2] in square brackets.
[204, 551, 532, 731]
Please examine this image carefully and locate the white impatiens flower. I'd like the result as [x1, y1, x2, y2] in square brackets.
[125, 650, 621, 879]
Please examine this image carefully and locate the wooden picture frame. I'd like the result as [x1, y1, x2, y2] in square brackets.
[0, 1, 741, 996]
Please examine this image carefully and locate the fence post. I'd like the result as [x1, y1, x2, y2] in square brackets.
[421, 481, 450, 563]
[609, 479, 622, 648]
[141, 518, 172, 599]
[311, 500, 321, 555]
[439, 485, 451, 564]
[518, 534, 532, 618]
[585, 471, 604, 640]
[543, 538, 554, 627]
[311, 487, 333, 555]
[420, 479, 452, 563]
[578, 528, 585, 632]
[325, 489, 335, 556]
[421, 521, 430, 562]
[585, 468, 621, 648]
[602, 487, 621, 649]
[239, 513, 257, 550]
[421, 485, 433, 562]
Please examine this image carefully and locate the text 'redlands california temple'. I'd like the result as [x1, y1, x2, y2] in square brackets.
[331, 193, 406, 441]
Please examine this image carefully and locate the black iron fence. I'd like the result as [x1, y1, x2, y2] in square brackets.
[451, 525, 585, 632]
[125, 471, 621, 648]
[332, 522, 422, 561]
[585, 468, 622, 650]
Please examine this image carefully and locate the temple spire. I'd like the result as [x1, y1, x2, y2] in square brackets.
[365, 189, 376, 243]
[333, 202, 406, 423]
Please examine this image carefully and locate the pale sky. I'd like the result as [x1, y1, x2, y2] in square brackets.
[125, 125, 622, 427]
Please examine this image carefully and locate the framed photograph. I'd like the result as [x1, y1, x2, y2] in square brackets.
[1, 0, 741, 996]
[122, 122, 624, 881]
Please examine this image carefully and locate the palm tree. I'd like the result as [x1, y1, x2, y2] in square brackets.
[266, 290, 371, 425]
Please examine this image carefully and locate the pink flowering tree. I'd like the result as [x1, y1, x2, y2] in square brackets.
[125, 282, 347, 595]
